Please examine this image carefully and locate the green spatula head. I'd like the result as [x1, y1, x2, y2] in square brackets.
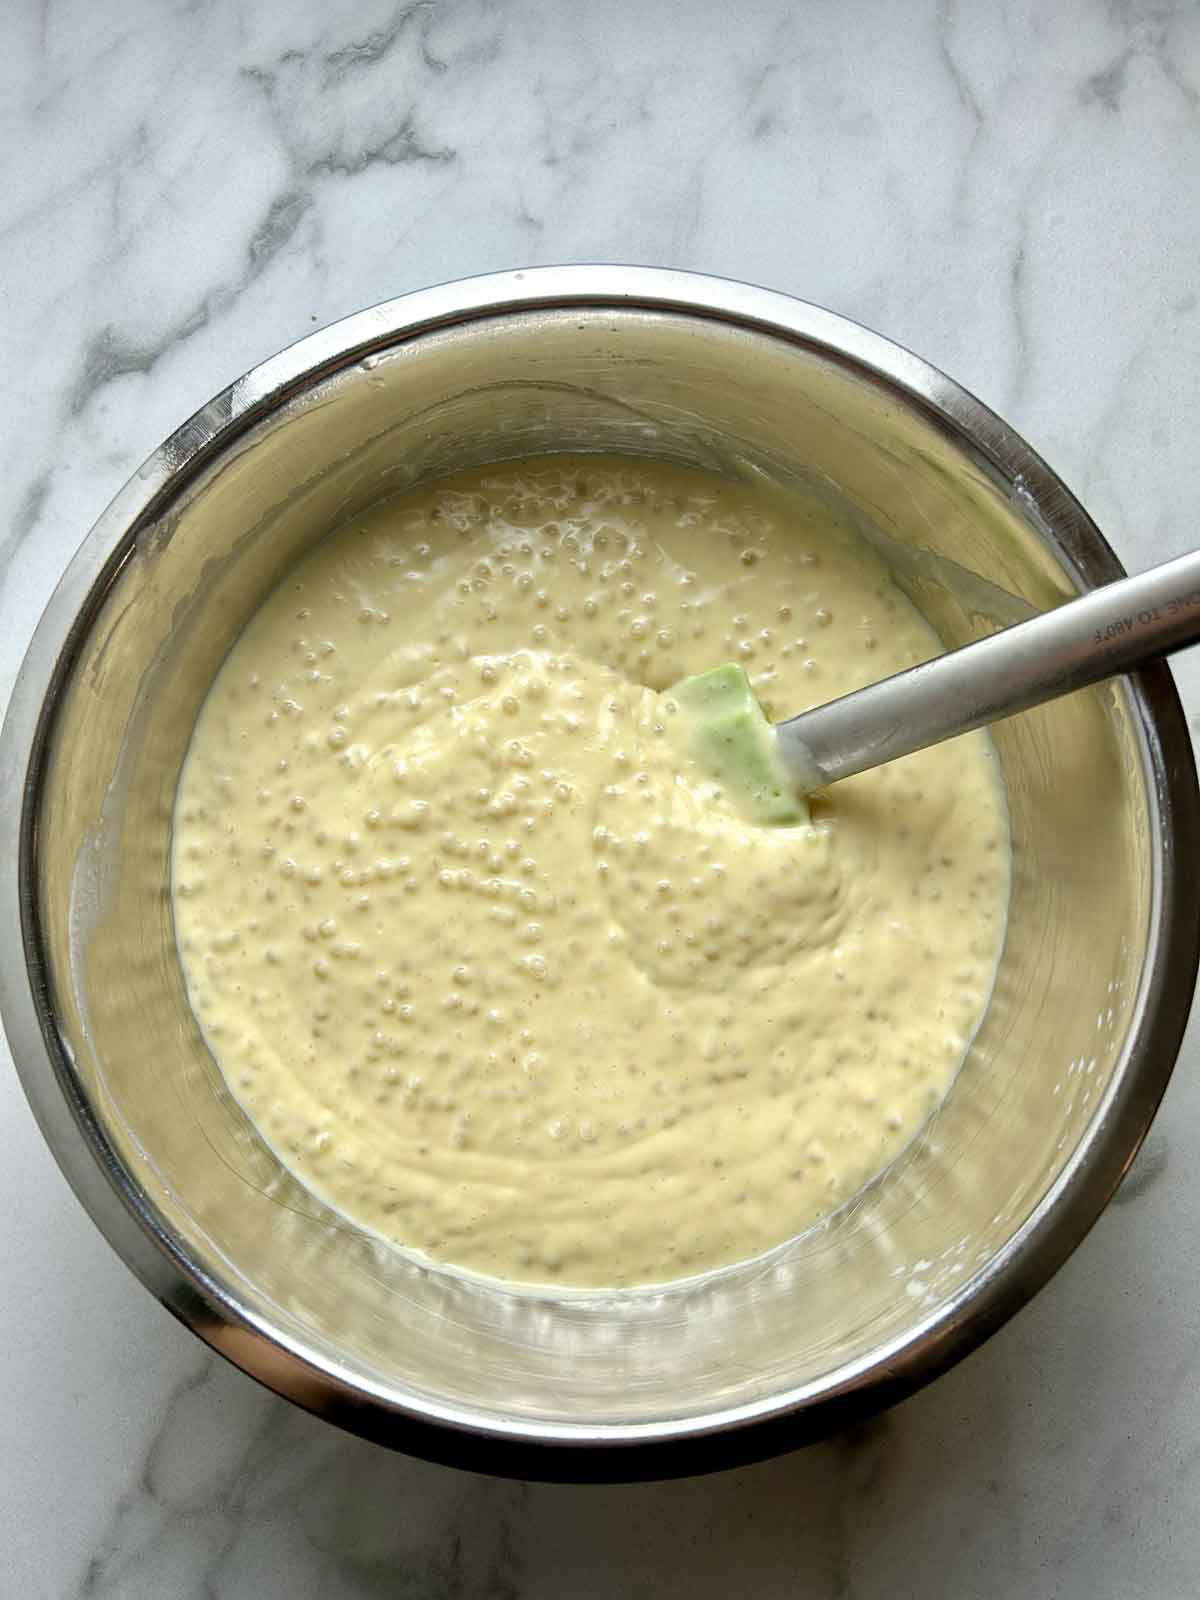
[669, 663, 807, 826]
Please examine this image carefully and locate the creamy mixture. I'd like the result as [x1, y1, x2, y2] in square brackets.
[173, 457, 1008, 1288]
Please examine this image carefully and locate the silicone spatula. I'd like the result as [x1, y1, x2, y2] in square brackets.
[670, 549, 1200, 824]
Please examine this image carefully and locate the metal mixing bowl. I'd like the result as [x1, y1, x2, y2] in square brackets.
[2, 268, 1197, 1480]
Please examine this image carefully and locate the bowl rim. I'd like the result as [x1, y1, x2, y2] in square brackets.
[2, 265, 1197, 1480]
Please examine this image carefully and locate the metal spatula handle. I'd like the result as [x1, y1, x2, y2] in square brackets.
[776, 550, 1200, 789]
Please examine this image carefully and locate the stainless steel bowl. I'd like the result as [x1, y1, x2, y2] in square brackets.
[2, 267, 1197, 1480]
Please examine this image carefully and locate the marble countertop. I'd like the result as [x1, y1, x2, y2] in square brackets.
[3, 2, 1199, 1594]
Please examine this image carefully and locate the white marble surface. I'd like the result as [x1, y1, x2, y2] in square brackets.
[2, 1, 1199, 1594]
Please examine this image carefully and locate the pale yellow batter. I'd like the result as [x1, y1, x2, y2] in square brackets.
[172, 457, 1008, 1288]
